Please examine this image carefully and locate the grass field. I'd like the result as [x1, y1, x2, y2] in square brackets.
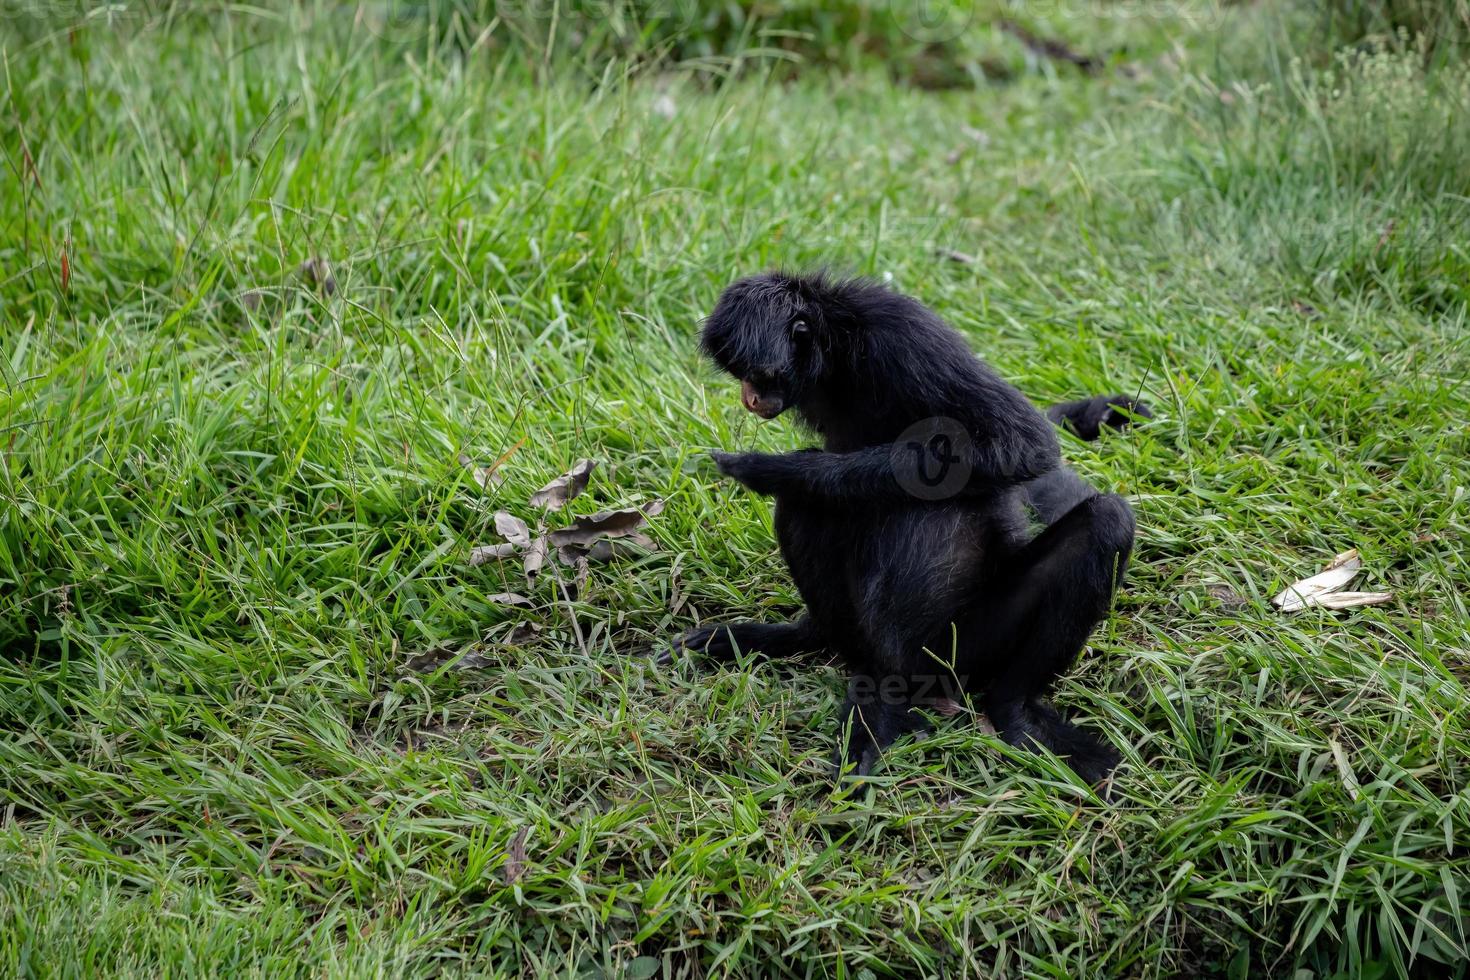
[2, 2, 1469, 976]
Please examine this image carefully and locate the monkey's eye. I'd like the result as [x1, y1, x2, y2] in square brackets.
[791, 319, 809, 337]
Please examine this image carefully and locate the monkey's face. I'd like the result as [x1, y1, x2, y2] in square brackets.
[700, 273, 828, 421]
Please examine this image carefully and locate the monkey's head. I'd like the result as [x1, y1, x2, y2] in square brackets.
[700, 271, 838, 421]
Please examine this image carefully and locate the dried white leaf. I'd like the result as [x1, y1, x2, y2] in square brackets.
[1272, 548, 1362, 611]
[1308, 591, 1392, 610]
[486, 592, 533, 607]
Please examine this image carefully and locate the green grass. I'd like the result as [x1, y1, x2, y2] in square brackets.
[2, 2, 1468, 977]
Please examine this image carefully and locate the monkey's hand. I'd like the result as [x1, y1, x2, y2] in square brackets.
[711, 450, 791, 496]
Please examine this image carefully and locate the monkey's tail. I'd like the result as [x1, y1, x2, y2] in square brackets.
[1045, 394, 1151, 442]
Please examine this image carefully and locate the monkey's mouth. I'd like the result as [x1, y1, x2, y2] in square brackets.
[740, 379, 786, 419]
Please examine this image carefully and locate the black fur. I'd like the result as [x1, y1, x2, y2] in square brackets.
[1047, 394, 1153, 441]
[677, 270, 1146, 788]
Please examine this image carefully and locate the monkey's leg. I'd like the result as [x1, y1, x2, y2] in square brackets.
[830, 509, 975, 778]
[974, 493, 1135, 786]
[667, 616, 824, 665]
[831, 677, 932, 779]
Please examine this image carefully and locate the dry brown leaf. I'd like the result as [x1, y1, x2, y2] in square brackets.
[469, 543, 517, 566]
[494, 511, 532, 548]
[522, 536, 548, 579]
[405, 644, 495, 673]
[504, 827, 529, 885]
[1207, 584, 1248, 608]
[298, 256, 337, 296]
[586, 533, 657, 563]
[504, 622, 542, 645]
[529, 459, 596, 511]
[547, 500, 664, 549]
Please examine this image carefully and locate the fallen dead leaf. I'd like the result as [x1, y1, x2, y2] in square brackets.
[570, 553, 590, 593]
[1273, 548, 1392, 611]
[298, 256, 337, 296]
[504, 826, 529, 885]
[586, 533, 657, 563]
[405, 644, 496, 673]
[503, 622, 542, 645]
[935, 247, 978, 265]
[523, 536, 548, 579]
[458, 453, 507, 491]
[530, 459, 596, 510]
[469, 543, 518, 566]
[547, 500, 664, 549]
[1309, 591, 1392, 610]
[1207, 584, 1248, 608]
[494, 511, 532, 548]
[486, 592, 533, 607]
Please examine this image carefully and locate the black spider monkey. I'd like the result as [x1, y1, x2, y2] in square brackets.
[674, 270, 1149, 786]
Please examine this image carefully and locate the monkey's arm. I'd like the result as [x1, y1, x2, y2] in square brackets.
[713, 439, 1059, 502]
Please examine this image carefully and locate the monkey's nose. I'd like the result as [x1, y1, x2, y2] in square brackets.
[741, 381, 762, 412]
[740, 379, 783, 418]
